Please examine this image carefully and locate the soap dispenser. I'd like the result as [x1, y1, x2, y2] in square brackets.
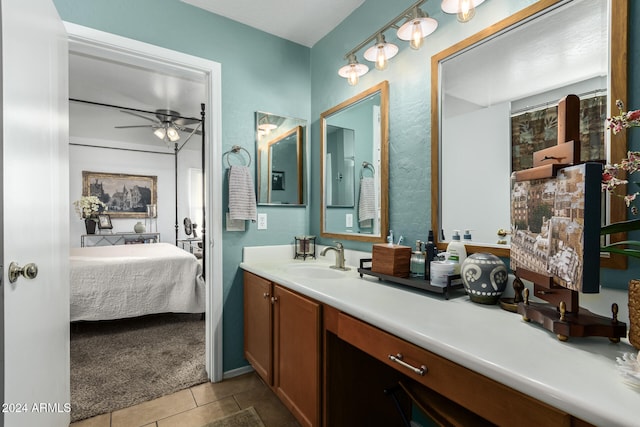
[446, 230, 467, 274]
[463, 229, 473, 243]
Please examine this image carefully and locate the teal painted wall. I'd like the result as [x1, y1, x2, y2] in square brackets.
[54, 0, 640, 374]
[310, 0, 639, 291]
[53, 0, 311, 372]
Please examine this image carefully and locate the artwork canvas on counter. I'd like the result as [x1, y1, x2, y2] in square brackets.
[510, 163, 602, 293]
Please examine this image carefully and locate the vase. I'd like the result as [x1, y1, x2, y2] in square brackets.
[460, 252, 508, 304]
[85, 218, 97, 235]
[629, 280, 640, 350]
[134, 221, 146, 233]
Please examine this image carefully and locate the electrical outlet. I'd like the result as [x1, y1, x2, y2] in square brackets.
[257, 213, 267, 230]
[346, 213, 353, 228]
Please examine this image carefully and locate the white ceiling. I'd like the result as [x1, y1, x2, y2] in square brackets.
[69, 50, 207, 150]
[69, 0, 361, 149]
[179, 0, 365, 47]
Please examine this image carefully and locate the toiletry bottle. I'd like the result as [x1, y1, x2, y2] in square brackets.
[463, 229, 473, 243]
[387, 230, 394, 246]
[446, 230, 467, 274]
[425, 230, 437, 279]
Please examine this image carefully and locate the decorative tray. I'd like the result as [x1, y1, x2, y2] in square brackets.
[357, 258, 464, 300]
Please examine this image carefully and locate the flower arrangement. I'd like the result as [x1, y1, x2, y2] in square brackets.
[73, 195, 107, 219]
[601, 100, 640, 258]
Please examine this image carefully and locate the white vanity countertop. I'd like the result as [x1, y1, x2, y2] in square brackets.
[240, 245, 639, 427]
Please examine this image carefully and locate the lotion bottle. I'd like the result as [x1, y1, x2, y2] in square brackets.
[446, 230, 467, 274]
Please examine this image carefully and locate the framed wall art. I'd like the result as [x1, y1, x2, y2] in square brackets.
[82, 171, 157, 218]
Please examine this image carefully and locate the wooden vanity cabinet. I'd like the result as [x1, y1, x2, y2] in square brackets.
[243, 271, 321, 427]
[243, 271, 273, 383]
[329, 307, 594, 427]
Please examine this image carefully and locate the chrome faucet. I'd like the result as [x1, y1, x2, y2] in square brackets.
[320, 242, 350, 271]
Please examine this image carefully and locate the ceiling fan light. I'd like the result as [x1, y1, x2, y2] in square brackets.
[154, 127, 166, 140]
[167, 126, 180, 142]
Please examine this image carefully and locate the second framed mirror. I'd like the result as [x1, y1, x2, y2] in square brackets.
[256, 112, 307, 206]
[320, 80, 389, 242]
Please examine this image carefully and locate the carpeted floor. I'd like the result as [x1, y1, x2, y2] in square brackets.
[70, 313, 208, 422]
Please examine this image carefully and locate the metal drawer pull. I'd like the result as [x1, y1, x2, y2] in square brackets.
[388, 353, 427, 376]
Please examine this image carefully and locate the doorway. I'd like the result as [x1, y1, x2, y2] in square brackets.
[65, 22, 223, 385]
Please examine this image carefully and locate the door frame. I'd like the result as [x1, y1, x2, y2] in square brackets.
[65, 22, 224, 381]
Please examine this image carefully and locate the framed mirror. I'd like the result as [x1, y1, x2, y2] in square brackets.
[431, 0, 628, 268]
[321, 80, 389, 242]
[256, 112, 306, 205]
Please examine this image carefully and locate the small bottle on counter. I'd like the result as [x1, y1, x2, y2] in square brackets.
[446, 230, 467, 274]
[425, 230, 437, 280]
[410, 240, 425, 278]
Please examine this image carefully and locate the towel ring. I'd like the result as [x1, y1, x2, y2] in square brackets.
[360, 161, 375, 179]
[223, 145, 251, 167]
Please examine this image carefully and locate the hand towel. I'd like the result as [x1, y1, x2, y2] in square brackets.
[228, 165, 257, 222]
[358, 176, 376, 226]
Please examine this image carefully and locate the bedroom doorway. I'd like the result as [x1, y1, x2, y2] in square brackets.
[66, 21, 223, 391]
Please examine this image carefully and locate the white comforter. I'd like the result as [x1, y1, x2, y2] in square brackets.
[70, 243, 205, 321]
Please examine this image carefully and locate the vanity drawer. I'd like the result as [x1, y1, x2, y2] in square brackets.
[336, 312, 572, 427]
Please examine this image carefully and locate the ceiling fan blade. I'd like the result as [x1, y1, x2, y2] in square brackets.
[119, 110, 160, 124]
[114, 125, 155, 129]
[177, 126, 202, 135]
[173, 118, 200, 126]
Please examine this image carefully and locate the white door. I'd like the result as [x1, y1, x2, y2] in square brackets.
[2, 0, 70, 425]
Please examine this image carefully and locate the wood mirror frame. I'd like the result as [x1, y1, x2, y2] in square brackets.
[430, 0, 628, 269]
[320, 80, 389, 242]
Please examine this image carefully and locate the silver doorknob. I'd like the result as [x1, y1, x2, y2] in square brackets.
[8, 262, 38, 283]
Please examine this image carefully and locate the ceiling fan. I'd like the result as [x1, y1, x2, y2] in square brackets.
[115, 109, 201, 143]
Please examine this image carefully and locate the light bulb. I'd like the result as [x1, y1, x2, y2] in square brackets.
[167, 126, 180, 142]
[457, 0, 476, 23]
[375, 45, 387, 71]
[410, 21, 424, 50]
[153, 127, 166, 140]
[347, 66, 359, 86]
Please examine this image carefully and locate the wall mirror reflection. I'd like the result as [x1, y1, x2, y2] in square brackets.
[431, 0, 627, 268]
[256, 112, 306, 205]
[321, 80, 388, 242]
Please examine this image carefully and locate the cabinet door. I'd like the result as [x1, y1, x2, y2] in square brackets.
[273, 284, 321, 427]
[243, 271, 273, 384]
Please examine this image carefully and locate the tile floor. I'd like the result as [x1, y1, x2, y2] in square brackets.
[69, 372, 301, 427]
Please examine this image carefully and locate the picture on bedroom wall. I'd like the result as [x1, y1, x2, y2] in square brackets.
[83, 171, 157, 218]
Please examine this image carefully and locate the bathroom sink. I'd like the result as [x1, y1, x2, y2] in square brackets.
[282, 264, 347, 279]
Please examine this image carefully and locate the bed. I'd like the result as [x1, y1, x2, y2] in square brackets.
[70, 242, 205, 322]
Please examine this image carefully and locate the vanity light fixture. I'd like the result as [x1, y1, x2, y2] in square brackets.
[363, 34, 398, 71]
[339, 0, 484, 85]
[441, 0, 485, 23]
[396, 6, 438, 50]
[338, 54, 369, 86]
[257, 114, 278, 134]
